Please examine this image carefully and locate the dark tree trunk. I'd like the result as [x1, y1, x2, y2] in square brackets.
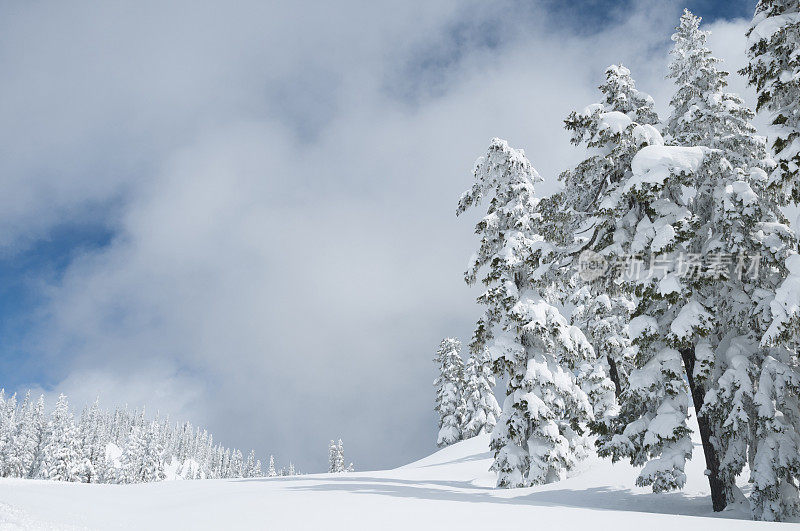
[680, 347, 727, 512]
[607, 355, 622, 399]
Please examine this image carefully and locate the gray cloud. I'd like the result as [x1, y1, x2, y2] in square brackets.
[2, 1, 758, 470]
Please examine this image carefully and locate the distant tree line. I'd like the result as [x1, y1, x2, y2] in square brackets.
[0, 390, 299, 483]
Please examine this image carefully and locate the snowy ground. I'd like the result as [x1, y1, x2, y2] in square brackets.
[0, 433, 796, 530]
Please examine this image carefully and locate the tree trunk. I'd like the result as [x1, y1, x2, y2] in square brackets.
[680, 347, 727, 512]
[607, 355, 622, 398]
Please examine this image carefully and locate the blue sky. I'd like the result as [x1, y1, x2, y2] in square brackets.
[0, 223, 114, 387]
[0, 0, 762, 471]
[544, 0, 756, 26]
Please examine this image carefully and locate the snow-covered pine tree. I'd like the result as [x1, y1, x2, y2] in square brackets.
[119, 420, 165, 483]
[433, 338, 465, 447]
[699, 160, 795, 511]
[667, 10, 768, 169]
[458, 138, 596, 488]
[742, 0, 800, 204]
[0, 391, 6, 471]
[26, 395, 46, 478]
[599, 124, 791, 515]
[335, 439, 345, 473]
[118, 424, 146, 483]
[41, 394, 81, 482]
[460, 349, 501, 438]
[243, 449, 256, 478]
[557, 64, 662, 399]
[231, 449, 243, 478]
[569, 287, 635, 400]
[267, 455, 276, 477]
[221, 448, 231, 478]
[141, 421, 166, 482]
[650, 9, 793, 514]
[0, 392, 18, 477]
[288, 462, 295, 476]
[755, 254, 800, 520]
[16, 392, 41, 478]
[328, 440, 337, 473]
[209, 445, 222, 479]
[597, 142, 701, 497]
[78, 399, 108, 483]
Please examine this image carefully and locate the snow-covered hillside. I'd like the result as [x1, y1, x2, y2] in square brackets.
[0, 432, 794, 530]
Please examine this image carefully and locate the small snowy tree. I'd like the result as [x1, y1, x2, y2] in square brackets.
[26, 395, 46, 478]
[461, 349, 501, 438]
[335, 439, 345, 473]
[0, 391, 28, 477]
[328, 440, 337, 473]
[243, 449, 256, 478]
[78, 399, 108, 483]
[742, 0, 800, 204]
[433, 338, 465, 447]
[267, 455, 276, 477]
[0, 392, 15, 477]
[230, 449, 243, 478]
[40, 394, 81, 482]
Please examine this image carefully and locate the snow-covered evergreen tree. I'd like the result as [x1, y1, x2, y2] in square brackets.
[335, 439, 346, 473]
[117, 419, 165, 484]
[78, 399, 108, 483]
[243, 449, 256, 478]
[141, 422, 166, 483]
[668, 10, 769, 170]
[328, 440, 337, 473]
[596, 142, 701, 495]
[267, 455, 276, 477]
[26, 395, 46, 478]
[742, 0, 800, 203]
[557, 64, 661, 399]
[592, 12, 795, 519]
[756, 254, 800, 520]
[0, 392, 19, 477]
[648, 9, 791, 514]
[433, 338, 465, 447]
[460, 349, 501, 438]
[117, 425, 145, 483]
[4, 392, 28, 478]
[41, 394, 81, 482]
[458, 138, 597, 488]
[230, 449, 243, 479]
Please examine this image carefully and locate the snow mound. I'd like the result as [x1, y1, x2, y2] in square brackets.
[627, 145, 706, 191]
[105, 442, 122, 468]
[598, 111, 632, 134]
[749, 12, 800, 44]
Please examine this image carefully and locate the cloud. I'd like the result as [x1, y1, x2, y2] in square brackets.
[2, 1, 757, 470]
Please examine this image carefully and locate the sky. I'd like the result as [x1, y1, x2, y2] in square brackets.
[0, 0, 761, 472]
